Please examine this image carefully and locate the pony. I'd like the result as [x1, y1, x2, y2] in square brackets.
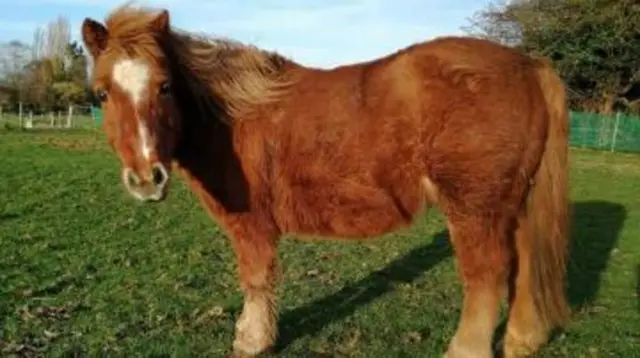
[81, 5, 571, 358]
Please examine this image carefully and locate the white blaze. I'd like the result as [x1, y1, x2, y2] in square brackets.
[137, 119, 152, 159]
[112, 58, 149, 105]
[112, 58, 153, 160]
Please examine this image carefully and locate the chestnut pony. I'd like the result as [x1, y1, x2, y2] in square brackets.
[81, 5, 570, 358]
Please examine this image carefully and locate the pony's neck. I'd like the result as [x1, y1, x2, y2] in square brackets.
[166, 30, 294, 209]
[166, 30, 292, 121]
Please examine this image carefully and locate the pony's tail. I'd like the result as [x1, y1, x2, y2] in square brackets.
[520, 57, 571, 330]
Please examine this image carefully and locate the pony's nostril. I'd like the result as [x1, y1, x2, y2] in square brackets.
[124, 168, 140, 188]
[151, 164, 167, 186]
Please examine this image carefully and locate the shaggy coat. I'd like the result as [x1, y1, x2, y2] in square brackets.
[82, 6, 571, 358]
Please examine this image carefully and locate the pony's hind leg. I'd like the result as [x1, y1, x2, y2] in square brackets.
[444, 215, 514, 358]
[229, 227, 279, 357]
[502, 214, 557, 358]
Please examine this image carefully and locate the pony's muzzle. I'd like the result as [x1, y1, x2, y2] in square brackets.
[122, 162, 170, 202]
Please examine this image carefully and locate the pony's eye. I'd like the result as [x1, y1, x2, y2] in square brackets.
[159, 81, 171, 95]
[95, 89, 108, 102]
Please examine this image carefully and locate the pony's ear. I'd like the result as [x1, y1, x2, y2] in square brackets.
[81, 18, 108, 59]
[150, 9, 170, 33]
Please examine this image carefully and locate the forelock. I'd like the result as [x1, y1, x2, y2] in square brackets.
[101, 4, 167, 62]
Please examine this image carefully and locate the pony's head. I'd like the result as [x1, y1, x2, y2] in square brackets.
[81, 7, 179, 202]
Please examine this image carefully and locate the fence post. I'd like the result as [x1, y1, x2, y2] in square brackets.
[18, 102, 23, 128]
[26, 111, 33, 129]
[66, 104, 73, 128]
[610, 111, 621, 152]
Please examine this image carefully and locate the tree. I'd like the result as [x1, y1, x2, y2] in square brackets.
[462, 0, 524, 47]
[464, 0, 640, 113]
[20, 17, 89, 110]
[0, 40, 32, 105]
[0, 15, 91, 111]
[66, 41, 89, 86]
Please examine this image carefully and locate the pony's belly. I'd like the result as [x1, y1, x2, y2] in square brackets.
[274, 181, 421, 239]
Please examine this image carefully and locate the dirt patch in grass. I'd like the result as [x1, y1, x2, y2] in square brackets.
[40, 137, 104, 150]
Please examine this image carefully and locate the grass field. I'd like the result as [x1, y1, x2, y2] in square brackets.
[1, 128, 639, 357]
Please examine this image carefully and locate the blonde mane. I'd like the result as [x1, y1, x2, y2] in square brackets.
[103, 4, 294, 120]
[167, 30, 293, 119]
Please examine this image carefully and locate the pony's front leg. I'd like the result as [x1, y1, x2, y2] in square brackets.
[230, 227, 279, 357]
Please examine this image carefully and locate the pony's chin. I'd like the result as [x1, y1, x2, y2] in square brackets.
[128, 185, 170, 203]
[145, 191, 168, 203]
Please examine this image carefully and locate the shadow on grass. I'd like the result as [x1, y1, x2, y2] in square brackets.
[493, 200, 627, 354]
[275, 200, 626, 352]
[0, 212, 20, 222]
[275, 229, 452, 352]
[567, 200, 626, 309]
[0, 205, 38, 223]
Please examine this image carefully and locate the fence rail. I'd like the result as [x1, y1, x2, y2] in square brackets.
[3, 105, 640, 153]
[0, 104, 96, 129]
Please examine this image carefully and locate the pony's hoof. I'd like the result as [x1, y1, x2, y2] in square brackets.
[231, 341, 272, 357]
[502, 344, 535, 358]
[232, 329, 274, 357]
[500, 333, 540, 358]
[443, 341, 492, 358]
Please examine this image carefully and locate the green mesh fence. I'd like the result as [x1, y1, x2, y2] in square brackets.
[91, 106, 103, 124]
[570, 111, 640, 153]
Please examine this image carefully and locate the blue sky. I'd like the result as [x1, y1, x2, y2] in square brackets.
[0, 0, 491, 68]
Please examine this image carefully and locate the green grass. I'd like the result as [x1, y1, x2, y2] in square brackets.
[1, 128, 639, 357]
